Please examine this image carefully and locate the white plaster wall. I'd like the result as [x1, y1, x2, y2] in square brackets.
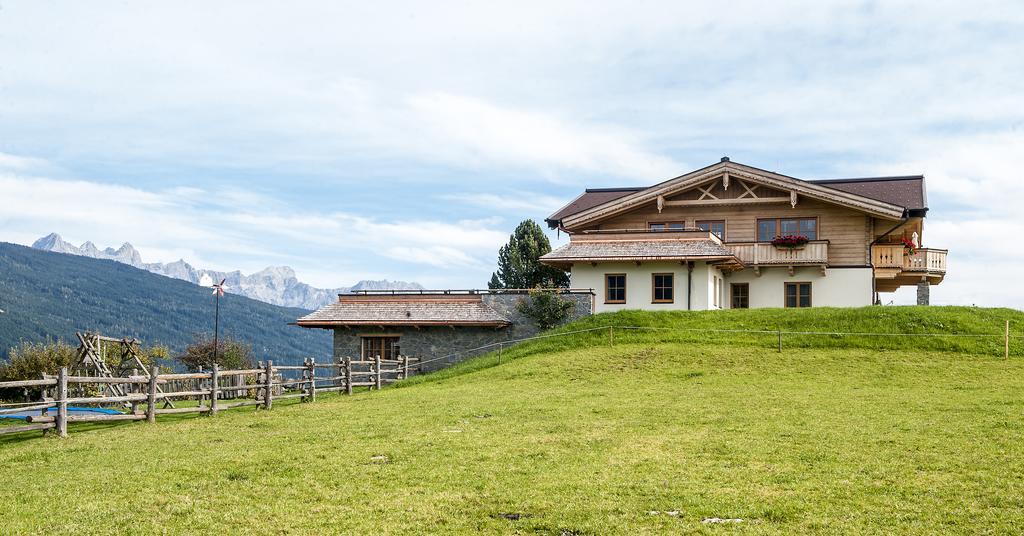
[570, 261, 716, 313]
[570, 263, 872, 311]
[725, 266, 873, 308]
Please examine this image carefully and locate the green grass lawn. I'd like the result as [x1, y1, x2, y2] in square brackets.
[1, 307, 1023, 534]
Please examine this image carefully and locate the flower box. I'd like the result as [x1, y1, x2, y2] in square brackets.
[770, 235, 810, 249]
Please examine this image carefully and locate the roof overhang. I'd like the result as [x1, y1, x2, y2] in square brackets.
[540, 254, 738, 270]
[539, 230, 740, 269]
[296, 320, 511, 328]
[560, 161, 907, 230]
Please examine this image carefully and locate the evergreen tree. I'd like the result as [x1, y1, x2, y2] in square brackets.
[488, 220, 569, 289]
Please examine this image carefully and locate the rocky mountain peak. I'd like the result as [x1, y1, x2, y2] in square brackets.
[30, 233, 423, 310]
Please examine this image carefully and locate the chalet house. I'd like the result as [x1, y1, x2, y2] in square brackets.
[541, 158, 946, 311]
[296, 290, 593, 370]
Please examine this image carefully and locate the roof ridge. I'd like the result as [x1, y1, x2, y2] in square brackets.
[811, 175, 924, 184]
[584, 187, 646, 193]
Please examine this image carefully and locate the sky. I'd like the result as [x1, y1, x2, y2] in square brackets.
[1, 1, 1023, 307]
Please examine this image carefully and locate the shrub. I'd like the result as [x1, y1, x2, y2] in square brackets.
[0, 340, 78, 400]
[178, 335, 253, 371]
[517, 289, 576, 331]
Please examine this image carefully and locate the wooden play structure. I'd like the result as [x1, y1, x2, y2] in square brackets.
[72, 331, 174, 408]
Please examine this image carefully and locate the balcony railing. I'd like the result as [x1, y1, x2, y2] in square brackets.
[871, 244, 947, 273]
[727, 241, 829, 265]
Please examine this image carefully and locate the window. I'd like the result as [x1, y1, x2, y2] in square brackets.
[652, 273, 674, 303]
[361, 336, 400, 360]
[606, 274, 626, 303]
[784, 282, 812, 308]
[731, 283, 749, 309]
[696, 220, 726, 240]
[649, 222, 685, 231]
[757, 219, 777, 242]
[757, 218, 818, 241]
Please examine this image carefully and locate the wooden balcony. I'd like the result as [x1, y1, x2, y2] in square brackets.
[871, 245, 948, 274]
[726, 241, 829, 274]
[871, 244, 947, 292]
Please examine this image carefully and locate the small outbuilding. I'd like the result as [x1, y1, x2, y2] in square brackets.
[296, 289, 594, 371]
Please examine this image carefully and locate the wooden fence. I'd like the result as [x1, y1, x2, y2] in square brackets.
[0, 355, 422, 438]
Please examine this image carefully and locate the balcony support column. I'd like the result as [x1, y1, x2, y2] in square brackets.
[916, 279, 930, 306]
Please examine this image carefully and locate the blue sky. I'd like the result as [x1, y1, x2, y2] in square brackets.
[1, 1, 1023, 307]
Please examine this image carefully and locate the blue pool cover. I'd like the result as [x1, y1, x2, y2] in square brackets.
[0, 406, 123, 420]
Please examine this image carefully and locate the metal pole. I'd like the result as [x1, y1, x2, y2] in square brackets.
[213, 293, 220, 366]
[777, 329, 783, 353]
[1007, 320, 1011, 360]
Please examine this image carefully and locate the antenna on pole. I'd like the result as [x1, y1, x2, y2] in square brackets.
[209, 278, 227, 366]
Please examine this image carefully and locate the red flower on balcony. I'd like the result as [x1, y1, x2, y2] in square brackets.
[901, 237, 917, 256]
[771, 235, 810, 248]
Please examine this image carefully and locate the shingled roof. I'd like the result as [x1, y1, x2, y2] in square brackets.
[540, 234, 735, 268]
[545, 187, 644, 227]
[809, 176, 926, 211]
[545, 162, 928, 228]
[297, 294, 511, 327]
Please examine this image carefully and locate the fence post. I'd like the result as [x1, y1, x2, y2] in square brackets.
[375, 354, 382, 390]
[197, 365, 205, 408]
[1007, 320, 1011, 359]
[345, 357, 353, 395]
[146, 366, 159, 423]
[609, 326, 614, 347]
[497, 343, 503, 364]
[777, 329, 783, 353]
[210, 364, 220, 416]
[130, 367, 139, 415]
[56, 367, 68, 438]
[308, 358, 317, 403]
[264, 361, 274, 410]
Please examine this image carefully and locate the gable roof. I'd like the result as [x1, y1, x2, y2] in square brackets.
[296, 294, 511, 327]
[545, 187, 644, 226]
[809, 176, 926, 211]
[547, 160, 926, 229]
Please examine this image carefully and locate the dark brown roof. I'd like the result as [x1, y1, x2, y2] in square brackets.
[545, 188, 644, 226]
[297, 294, 510, 327]
[545, 170, 927, 227]
[809, 176, 926, 211]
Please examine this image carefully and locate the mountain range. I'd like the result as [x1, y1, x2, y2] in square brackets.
[31, 233, 423, 309]
[0, 242, 330, 363]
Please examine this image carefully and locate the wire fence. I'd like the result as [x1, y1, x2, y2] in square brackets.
[409, 320, 1019, 372]
[1, 320, 1017, 439]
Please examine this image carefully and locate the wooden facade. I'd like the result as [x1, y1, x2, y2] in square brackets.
[544, 159, 946, 308]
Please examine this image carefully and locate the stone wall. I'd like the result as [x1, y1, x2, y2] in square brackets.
[330, 291, 594, 372]
[917, 280, 930, 306]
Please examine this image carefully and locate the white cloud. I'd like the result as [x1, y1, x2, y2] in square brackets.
[0, 167, 509, 286]
[405, 93, 682, 180]
[441, 192, 567, 214]
[870, 132, 1024, 307]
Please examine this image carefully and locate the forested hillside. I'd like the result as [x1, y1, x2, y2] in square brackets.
[0, 242, 330, 362]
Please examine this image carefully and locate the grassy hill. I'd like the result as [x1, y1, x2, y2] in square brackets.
[0, 242, 329, 362]
[1, 308, 1022, 534]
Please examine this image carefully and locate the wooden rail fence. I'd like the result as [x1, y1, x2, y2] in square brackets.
[0, 355, 421, 438]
